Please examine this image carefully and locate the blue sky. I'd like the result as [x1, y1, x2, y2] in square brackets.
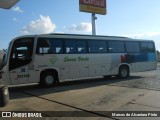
[0, 0, 160, 50]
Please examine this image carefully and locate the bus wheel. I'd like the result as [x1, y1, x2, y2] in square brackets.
[118, 66, 129, 79]
[40, 72, 55, 87]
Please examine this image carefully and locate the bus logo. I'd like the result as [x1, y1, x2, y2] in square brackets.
[49, 56, 58, 64]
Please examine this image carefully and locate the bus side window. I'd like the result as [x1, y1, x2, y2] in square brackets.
[65, 40, 77, 54]
[108, 41, 125, 53]
[88, 41, 107, 53]
[141, 42, 155, 53]
[49, 39, 63, 54]
[36, 38, 51, 54]
[88, 41, 99, 53]
[126, 42, 140, 53]
[98, 41, 107, 53]
[77, 40, 87, 53]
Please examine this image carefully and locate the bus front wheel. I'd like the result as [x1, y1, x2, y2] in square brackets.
[40, 72, 56, 87]
[118, 66, 129, 79]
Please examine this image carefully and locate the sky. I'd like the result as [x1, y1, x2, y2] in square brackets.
[0, 0, 160, 51]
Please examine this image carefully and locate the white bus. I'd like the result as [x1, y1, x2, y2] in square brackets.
[1, 34, 157, 87]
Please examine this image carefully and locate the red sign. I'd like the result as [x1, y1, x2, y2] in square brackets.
[80, 0, 106, 8]
[79, 0, 106, 15]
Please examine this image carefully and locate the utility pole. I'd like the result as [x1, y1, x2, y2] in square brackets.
[80, 0, 106, 35]
[92, 13, 97, 35]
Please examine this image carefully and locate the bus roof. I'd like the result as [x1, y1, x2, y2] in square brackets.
[12, 33, 154, 42]
[40, 33, 132, 40]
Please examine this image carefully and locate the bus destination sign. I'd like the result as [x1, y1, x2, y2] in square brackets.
[79, 0, 107, 15]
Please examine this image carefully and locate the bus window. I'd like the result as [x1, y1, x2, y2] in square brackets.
[88, 41, 107, 53]
[49, 39, 63, 54]
[126, 42, 140, 53]
[88, 41, 98, 53]
[36, 38, 51, 54]
[141, 42, 155, 53]
[65, 40, 77, 54]
[98, 41, 107, 53]
[9, 38, 34, 70]
[77, 40, 87, 53]
[108, 41, 125, 53]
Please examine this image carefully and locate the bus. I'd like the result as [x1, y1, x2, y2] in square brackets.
[1, 34, 157, 87]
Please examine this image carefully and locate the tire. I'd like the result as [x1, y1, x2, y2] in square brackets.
[40, 72, 56, 87]
[0, 86, 9, 107]
[118, 66, 129, 79]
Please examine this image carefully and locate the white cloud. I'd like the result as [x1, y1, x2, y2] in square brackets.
[63, 26, 66, 29]
[12, 6, 24, 13]
[21, 15, 56, 34]
[147, 32, 160, 37]
[68, 22, 92, 32]
[54, 31, 64, 34]
[123, 32, 160, 38]
[13, 17, 18, 22]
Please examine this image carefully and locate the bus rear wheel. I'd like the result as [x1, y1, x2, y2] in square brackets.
[40, 72, 56, 87]
[118, 66, 129, 79]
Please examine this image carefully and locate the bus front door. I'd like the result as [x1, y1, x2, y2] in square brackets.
[8, 37, 34, 85]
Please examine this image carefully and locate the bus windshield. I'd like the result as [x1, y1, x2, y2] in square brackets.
[9, 37, 34, 70]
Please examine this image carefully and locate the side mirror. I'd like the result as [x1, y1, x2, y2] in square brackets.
[0, 0, 20, 9]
